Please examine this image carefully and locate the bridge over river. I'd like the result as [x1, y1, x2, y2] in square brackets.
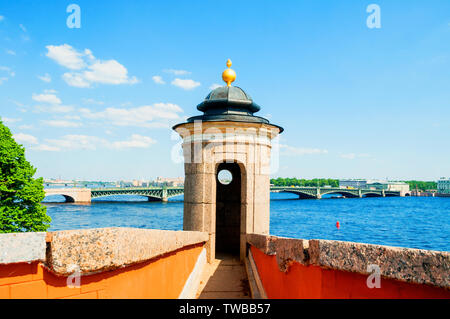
[44, 186, 401, 203]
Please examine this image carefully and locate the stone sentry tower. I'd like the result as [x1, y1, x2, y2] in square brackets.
[173, 60, 283, 261]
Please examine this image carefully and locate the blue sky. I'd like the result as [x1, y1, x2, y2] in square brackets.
[0, 0, 449, 181]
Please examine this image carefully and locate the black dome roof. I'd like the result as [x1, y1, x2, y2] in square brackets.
[173, 85, 283, 133]
[197, 86, 260, 113]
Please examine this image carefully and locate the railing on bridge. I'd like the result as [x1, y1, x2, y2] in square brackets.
[271, 186, 401, 199]
[44, 186, 401, 203]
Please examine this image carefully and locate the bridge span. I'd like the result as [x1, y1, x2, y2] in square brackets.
[44, 186, 401, 203]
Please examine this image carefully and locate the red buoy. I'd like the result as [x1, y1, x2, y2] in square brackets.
[336, 221, 340, 229]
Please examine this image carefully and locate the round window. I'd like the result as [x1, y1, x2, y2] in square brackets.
[218, 169, 233, 185]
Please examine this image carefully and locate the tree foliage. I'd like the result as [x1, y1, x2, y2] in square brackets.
[270, 177, 339, 187]
[0, 120, 51, 233]
[404, 180, 437, 192]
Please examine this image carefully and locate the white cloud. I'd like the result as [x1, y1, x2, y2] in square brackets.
[154, 102, 183, 112]
[19, 24, 27, 32]
[152, 75, 165, 84]
[44, 135, 105, 151]
[81, 59, 138, 85]
[0, 16, 4, 22]
[80, 103, 183, 127]
[341, 153, 356, 160]
[171, 78, 201, 90]
[32, 91, 74, 113]
[82, 98, 104, 105]
[42, 120, 82, 128]
[10, 100, 23, 107]
[209, 83, 222, 90]
[32, 93, 61, 105]
[46, 44, 138, 88]
[111, 134, 156, 149]
[35, 105, 74, 113]
[38, 73, 52, 83]
[2, 117, 21, 124]
[64, 115, 81, 120]
[280, 144, 329, 156]
[46, 44, 86, 70]
[62, 72, 91, 88]
[13, 133, 38, 145]
[32, 144, 60, 152]
[163, 69, 191, 76]
[0, 66, 15, 84]
[32, 134, 157, 151]
[19, 124, 33, 130]
[6, 50, 16, 56]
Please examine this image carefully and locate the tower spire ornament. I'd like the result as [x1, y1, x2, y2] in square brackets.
[222, 59, 236, 87]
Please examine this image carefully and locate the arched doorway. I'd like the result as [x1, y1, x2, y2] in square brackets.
[215, 162, 241, 256]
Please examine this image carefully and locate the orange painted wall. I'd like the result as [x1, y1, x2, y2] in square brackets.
[0, 244, 203, 299]
[250, 246, 450, 299]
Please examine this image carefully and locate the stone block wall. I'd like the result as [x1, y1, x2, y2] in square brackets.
[0, 228, 208, 299]
[247, 234, 450, 299]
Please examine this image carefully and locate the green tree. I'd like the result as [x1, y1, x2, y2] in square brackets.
[0, 120, 51, 233]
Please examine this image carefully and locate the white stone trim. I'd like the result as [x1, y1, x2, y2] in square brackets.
[183, 133, 272, 145]
[178, 248, 207, 299]
[0, 232, 46, 264]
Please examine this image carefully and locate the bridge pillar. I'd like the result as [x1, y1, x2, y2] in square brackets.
[162, 187, 168, 203]
[358, 189, 362, 198]
[382, 189, 386, 197]
[173, 61, 283, 262]
[316, 187, 321, 199]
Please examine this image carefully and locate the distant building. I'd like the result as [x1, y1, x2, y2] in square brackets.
[437, 178, 450, 195]
[367, 181, 410, 195]
[339, 179, 367, 189]
[339, 179, 410, 195]
[155, 177, 184, 187]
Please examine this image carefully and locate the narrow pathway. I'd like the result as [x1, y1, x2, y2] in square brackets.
[196, 253, 250, 299]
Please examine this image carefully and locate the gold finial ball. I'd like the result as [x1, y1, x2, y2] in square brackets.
[222, 59, 236, 87]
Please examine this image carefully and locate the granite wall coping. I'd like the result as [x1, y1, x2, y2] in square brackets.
[0, 232, 46, 264]
[46, 228, 209, 275]
[247, 233, 450, 289]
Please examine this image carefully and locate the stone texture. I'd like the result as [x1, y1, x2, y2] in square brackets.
[0, 232, 46, 264]
[177, 121, 281, 261]
[309, 239, 450, 289]
[252, 202, 270, 235]
[46, 227, 208, 275]
[197, 254, 250, 299]
[203, 203, 216, 233]
[247, 233, 450, 288]
[184, 203, 205, 231]
[247, 234, 308, 271]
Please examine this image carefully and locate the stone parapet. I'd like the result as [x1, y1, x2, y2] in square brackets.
[0, 228, 208, 276]
[0, 232, 46, 264]
[247, 233, 450, 289]
[46, 228, 208, 275]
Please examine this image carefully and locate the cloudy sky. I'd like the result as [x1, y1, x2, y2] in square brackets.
[0, 1, 449, 181]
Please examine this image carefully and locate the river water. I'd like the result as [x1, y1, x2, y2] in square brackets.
[43, 193, 450, 252]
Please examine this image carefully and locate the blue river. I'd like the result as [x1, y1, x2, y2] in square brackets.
[43, 193, 450, 252]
